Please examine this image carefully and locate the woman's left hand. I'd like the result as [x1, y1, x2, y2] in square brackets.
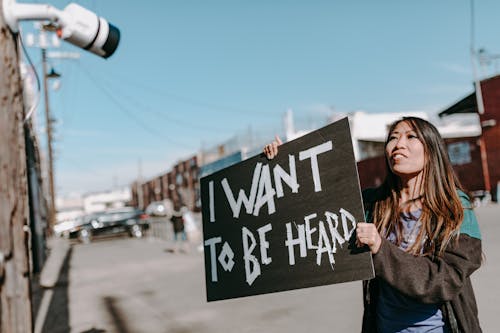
[356, 222, 382, 254]
[263, 135, 283, 159]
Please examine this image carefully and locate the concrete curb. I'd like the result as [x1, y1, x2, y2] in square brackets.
[39, 236, 70, 288]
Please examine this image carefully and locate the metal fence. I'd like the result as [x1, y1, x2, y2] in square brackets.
[146, 217, 172, 241]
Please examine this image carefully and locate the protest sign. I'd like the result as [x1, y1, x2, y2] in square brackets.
[200, 117, 374, 301]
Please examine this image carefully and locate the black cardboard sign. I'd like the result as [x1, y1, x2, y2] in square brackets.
[200, 117, 374, 302]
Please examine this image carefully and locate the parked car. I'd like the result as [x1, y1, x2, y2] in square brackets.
[69, 207, 150, 243]
[54, 216, 87, 238]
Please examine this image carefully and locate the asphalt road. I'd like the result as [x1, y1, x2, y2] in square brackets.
[39, 204, 499, 333]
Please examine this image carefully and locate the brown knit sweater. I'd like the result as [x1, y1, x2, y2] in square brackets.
[361, 189, 482, 333]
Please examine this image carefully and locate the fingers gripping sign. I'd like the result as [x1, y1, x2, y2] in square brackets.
[356, 222, 382, 254]
[263, 135, 283, 159]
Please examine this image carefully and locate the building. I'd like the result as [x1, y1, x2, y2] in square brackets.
[439, 74, 500, 201]
[131, 155, 200, 212]
[56, 187, 133, 223]
[347, 111, 429, 161]
[356, 112, 483, 194]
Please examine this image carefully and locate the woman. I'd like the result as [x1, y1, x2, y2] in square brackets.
[263, 117, 482, 332]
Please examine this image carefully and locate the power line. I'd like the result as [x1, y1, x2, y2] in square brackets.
[77, 63, 233, 133]
[82, 64, 277, 117]
[77, 63, 197, 149]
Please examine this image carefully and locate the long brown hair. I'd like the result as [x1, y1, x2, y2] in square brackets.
[372, 117, 464, 256]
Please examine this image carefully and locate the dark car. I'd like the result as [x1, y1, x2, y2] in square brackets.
[70, 207, 150, 243]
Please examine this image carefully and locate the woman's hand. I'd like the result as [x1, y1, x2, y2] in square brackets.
[356, 222, 382, 254]
[263, 135, 283, 159]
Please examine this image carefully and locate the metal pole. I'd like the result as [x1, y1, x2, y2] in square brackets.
[42, 48, 56, 235]
[470, 0, 485, 115]
[470, 0, 490, 199]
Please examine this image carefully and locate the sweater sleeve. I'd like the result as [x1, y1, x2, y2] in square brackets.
[372, 196, 482, 304]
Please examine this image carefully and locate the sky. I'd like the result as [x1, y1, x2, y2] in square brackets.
[19, 0, 500, 197]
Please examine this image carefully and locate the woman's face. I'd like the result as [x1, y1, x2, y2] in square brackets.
[385, 121, 426, 179]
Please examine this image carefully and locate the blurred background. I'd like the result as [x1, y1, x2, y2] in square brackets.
[4, 0, 500, 332]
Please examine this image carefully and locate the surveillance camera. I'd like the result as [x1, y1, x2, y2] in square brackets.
[2, 0, 120, 59]
[57, 4, 120, 59]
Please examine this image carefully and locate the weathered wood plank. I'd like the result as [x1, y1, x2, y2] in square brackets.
[0, 2, 33, 331]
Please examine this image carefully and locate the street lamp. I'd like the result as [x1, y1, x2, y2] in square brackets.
[46, 67, 60, 79]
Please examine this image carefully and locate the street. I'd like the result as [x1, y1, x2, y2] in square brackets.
[36, 204, 500, 333]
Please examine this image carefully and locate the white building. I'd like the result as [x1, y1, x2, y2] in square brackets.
[83, 187, 132, 214]
[55, 187, 132, 224]
[346, 111, 429, 161]
[328, 111, 481, 162]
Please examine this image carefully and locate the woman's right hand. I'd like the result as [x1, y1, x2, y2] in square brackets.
[263, 135, 283, 159]
[356, 222, 382, 254]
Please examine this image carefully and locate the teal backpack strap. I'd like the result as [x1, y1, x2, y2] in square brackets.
[458, 191, 481, 240]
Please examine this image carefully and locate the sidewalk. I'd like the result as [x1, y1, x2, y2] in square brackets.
[31, 237, 72, 333]
[31, 213, 204, 331]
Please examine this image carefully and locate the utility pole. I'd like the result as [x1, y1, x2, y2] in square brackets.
[41, 47, 57, 235]
[26, 26, 79, 235]
[25, 25, 62, 236]
[0, 1, 34, 331]
[470, 0, 491, 199]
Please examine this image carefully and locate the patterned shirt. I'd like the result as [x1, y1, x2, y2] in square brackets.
[376, 210, 450, 333]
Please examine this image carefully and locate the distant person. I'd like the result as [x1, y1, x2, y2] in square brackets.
[181, 206, 199, 243]
[170, 206, 186, 252]
[264, 117, 482, 332]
